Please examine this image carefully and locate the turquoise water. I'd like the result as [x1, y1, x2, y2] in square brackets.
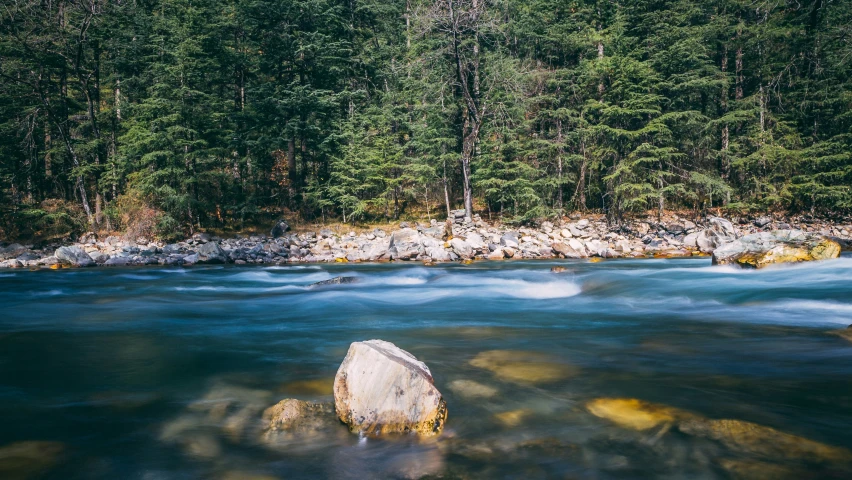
[1, 256, 852, 479]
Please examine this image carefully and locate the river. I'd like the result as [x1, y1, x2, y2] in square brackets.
[1, 256, 852, 479]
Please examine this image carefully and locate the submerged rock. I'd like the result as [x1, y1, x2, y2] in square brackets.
[494, 409, 533, 427]
[333, 339, 447, 436]
[160, 382, 274, 449]
[550, 266, 568, 273]
[0, 441, 65, 480]
[220, 471, 280, 480]
[447, 379, 498, 399]
[469, 350, 578, 385]
[712, 230, 840, 268]
[835, 326, 852, 343]
[54, 246, 95, 267]
[588, 397, 852, 465]
[679, 418, 852, 463]
[310, 276, 359, 287]
[260, 398, 344, 449]
[586, 398, 693, 431]
[717, 459, 808, 480]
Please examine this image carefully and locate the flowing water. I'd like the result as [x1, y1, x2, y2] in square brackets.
[2, 256, 852, 479]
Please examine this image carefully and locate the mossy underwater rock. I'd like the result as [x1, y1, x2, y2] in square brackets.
[678, 418, 852, 464]
[0, 441, 65, 480]
[469, 350, 578, 385]
[587, 397, 852, 465]
[333, 340, 447, 436]
[260, 398, 347, 448]
[586, 397, 695, 431]
[447, 379, 498, 399]
[712, 230, 840, 268]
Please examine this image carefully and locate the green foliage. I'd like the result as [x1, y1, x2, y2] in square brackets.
[1, 0, 852, 237]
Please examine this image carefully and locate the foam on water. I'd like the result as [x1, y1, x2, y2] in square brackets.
[29, 289, 64, 297]
[118, 274, 161, 280]
[768, 299, 852, 325]
[226, 270, 330, 284]
[480, 278, 582, 299]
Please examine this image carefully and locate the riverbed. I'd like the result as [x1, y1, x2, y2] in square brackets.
[1, 256, 851, 479]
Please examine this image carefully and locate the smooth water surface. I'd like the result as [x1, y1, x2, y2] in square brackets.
[2, 256, 852, 479]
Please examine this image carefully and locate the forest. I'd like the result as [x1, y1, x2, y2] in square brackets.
[1, 0, 851, 240]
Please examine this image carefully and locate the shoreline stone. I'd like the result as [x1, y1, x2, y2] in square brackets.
[1, 213, 849, 269]
[712, 230, 841, 268]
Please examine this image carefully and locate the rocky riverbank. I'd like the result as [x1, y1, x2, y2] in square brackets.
[1, 211, 850, 269]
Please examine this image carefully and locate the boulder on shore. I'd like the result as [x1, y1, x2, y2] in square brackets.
[712, 230, 840, 268]
[270, 219, 290, 238]
[54, 246, 95, 267]
[195, 242, 228, 264]
[388, 228, 422, 260]
[333, 340, 447, 436]
[450, 238, 474, 259]
[695, 217, 738, 253]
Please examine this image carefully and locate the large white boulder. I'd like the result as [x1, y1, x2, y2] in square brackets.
[55, 246, 95, 267]
[450, 238, 474, 259]
[585, 239, 608, 257]
[695, 217, 739, 253]
[360, 238, 390, 261]
[464, 233, 486, 250]
[551, 241, 584, 259]
[333, 340, 447, 436]
[388, 229, 423, 260]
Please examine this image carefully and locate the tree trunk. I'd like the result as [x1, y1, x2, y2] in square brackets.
[461, 125, 477, 218]
[443, 157, 451, 217]
[555, 117, 564, 212]
[735, 32, 743, 101]
[721, 45, 730, 205]
[447, 0, 484, 219]
[287, 138, 296, 184]
[574, 137, 588, 210]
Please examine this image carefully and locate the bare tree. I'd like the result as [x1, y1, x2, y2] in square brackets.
[420, 0, 495, 218]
